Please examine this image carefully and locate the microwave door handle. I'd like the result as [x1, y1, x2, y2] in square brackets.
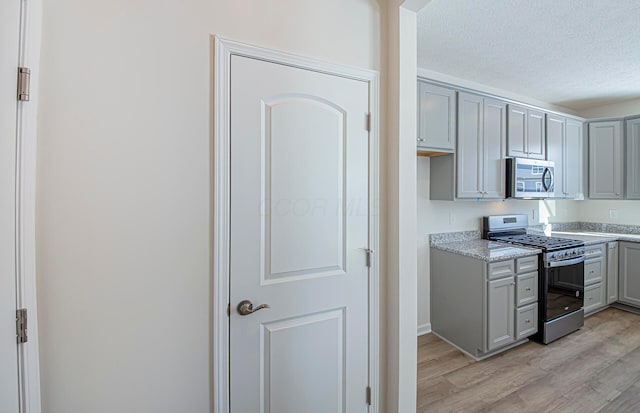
[542, 167, 553, 192]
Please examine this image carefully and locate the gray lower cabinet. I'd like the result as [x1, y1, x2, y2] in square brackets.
[583, 243, 607, 314]
[627, 118, 640, 199]
[487, 277, 516, 350]
[607, 242, 619, 304]
[516, 303, 538, 340]
[584, 283, 606, 313]
[589, 121, 623, 199]
[618, 242, 640, 307]
[431, 249, 538, 359]
[417, 81, 456, 152]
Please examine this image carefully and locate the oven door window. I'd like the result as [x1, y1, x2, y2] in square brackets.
[546, 261, 584, 321]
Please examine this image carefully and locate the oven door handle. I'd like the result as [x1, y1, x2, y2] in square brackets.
[545, 256, 585, 268]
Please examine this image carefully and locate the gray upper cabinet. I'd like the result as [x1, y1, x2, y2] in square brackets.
[618, 242, 640, 307]
[457, 92, 506, 199]
[527, 109, 546, 159]
[547, 115, 583, 199]
[417, 81, 456, 152]
[565, 119, 584, 198]
[483, 99, 508, 198]
[507, 104, 546, 160]
[546, 114, 565, 197]
[626, 118, 640, 199]
[589, 121, 623, 199]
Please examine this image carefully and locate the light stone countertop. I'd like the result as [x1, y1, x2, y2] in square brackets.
[548, 231, 619, 245]
[544, 231, 640, 245]
[431, 239, 541, 262]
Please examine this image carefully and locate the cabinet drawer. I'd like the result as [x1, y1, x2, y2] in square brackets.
[516, 256, 538, 273]
[584, 283, 605, 314]
[584, 244, 605, 259]
[516, 303, 538, 339]
[585, 258, 603, 286]
[488, 260, 515, 280]
[516, 272, 538, 306]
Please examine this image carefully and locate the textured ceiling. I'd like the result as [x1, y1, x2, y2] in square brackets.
[417, 0, 640, 111]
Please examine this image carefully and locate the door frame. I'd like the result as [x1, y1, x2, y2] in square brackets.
[15, 0, 43, 411]
[211, 36, 380, 413]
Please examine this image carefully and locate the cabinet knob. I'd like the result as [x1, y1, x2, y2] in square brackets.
[417, 138, 425, 142]
[525, 319, 531, 323]
[525, 287, 532, 291]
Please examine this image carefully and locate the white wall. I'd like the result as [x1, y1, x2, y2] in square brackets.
[416, 158, 581, 332]
[578, 97, 640, 119]
[575, 200, 640, 225]
[36, 1, 382, 412]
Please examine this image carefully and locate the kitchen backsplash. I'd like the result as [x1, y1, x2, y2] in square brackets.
[551, 222, 640, 235]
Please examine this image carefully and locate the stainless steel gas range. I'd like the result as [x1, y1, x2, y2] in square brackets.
[483, 214, 586, 344]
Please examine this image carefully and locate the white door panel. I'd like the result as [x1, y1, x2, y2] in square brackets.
[1, 0, 20, 411]
[264, 96, 346, 281]
[264, 309, 344, 413]
[230, 55, 369, 413]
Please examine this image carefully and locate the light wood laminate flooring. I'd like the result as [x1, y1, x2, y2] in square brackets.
[417, 308, 640, 412]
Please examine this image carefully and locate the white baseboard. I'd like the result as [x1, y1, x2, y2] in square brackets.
[417, 323, 432, 336]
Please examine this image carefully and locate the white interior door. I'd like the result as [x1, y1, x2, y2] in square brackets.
[229, 55, 371, 413]
[0, 0, 21, 411]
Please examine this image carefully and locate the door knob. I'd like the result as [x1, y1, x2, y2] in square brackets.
[237, 300, 270, 316]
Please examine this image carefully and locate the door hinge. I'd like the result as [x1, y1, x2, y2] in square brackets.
[366, 386, 371, 405]
[16, 309, 27, 344]
[363, 248, 374, 268]
[17, 67, 31, 102]
[365, 113, 371, 132]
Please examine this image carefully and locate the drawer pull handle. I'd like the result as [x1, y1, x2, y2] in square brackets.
[525, 319, 531, 323]
[525, 288, 532, 291]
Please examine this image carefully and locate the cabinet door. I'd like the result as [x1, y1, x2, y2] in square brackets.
[487, 277, 515, 351]
[457, 93, 484, 198]
[527, 109, 546, 159]
[507, 104, 527, 157]
[619, 242, 640, 307]
[565, 119, 583, 199]
[626, 118, 640, 199]
[546, 114, 565, 197]
[584, 258, 603, 286]
[516, 303, 538, 339]
[607, 242, 619, 304]
[516, 271, 538, 307]
[483, 98, 507, 198]
[584, 283, 605, 314]
[417, 82, 456, 151]
[589, 121, 623, 199]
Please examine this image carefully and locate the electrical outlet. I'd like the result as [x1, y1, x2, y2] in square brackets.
[449, 212, 456, 225]
[609, 209, 618, 219]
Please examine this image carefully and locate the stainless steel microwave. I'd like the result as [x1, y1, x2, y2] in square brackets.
[506, 158, 555, 199]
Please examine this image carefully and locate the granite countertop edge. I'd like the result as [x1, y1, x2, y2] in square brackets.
[540, 231, 640, 245]
[431, 239, 542, 262]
